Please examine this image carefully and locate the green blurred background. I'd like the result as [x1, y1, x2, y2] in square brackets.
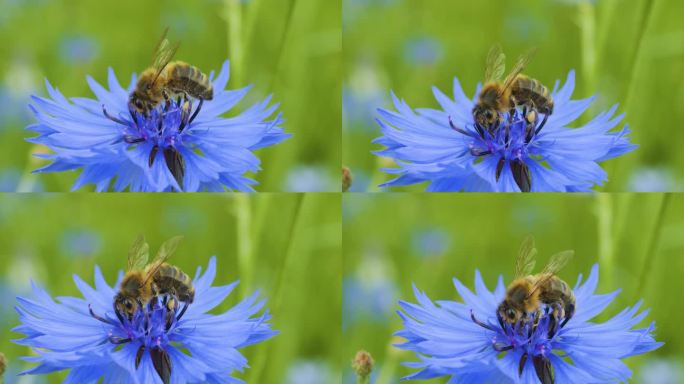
[0, 193, 342, 383]
[0, 0, 341, 192]
[343, 193, 682, 383]
[343, 0, 684, 192]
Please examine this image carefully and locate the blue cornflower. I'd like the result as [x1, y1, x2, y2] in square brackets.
[27, 60, 290, 192]
[396, 265, 662, 382]
[374, 71, 636, 191]
[13, 257, 277, 383]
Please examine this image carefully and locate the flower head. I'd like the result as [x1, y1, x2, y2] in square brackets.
[374, 71, 636, 191]
[27, 61, 290, 191]
[13, 256, 277, 383]
[396, 265, 662, 382]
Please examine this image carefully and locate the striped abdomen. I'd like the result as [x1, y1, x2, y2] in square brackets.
[153, 263, 195, 303]
[511, 75, 554, 115]
[163, 61, 214, 100]
[537, 274, 575, 316]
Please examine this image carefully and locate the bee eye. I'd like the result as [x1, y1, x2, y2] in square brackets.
[125, 300, 133, 310]
[136, 100, 143, 109]
[506, 309, 516, 319]
[486, 111, 493, 119]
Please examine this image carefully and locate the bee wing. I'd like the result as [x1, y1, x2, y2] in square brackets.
[484, 44, 506, 82]
[540, 249, 574, 276]
[127, 235, 150, 271]
[150, 28, 180, 86]
[501, 47, 537, 94]
[515, 235, 537, 278]
[526, 249, 574, 298]
[143, 235, 184, 284]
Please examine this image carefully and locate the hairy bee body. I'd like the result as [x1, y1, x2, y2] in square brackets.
[473, 83, 514, 128]
[473, 46, 554, 131]
[510, 75, 554, 115]
[114, 236, 189, 321]
[114, 270, 153, 318]
[502, 273, 575, 323]
[164, 62, 213, 101]
[153, 262, 195, 303]
[129, 61, 213, 114]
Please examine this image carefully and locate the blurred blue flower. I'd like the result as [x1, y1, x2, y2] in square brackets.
[27, 61, 290, 191]
[637, 358, 684, 384]
[411, 227, 450, 258]
[628, 167, 683, 192]
[396, 265, 662, 382]
[347, 169, 371, 192]
[285, 360, 334, 384]
[404, 37, 443, 66]
[0, 281, 16, 327]
[59, 36, 99, 64]
[343, 247, 398, 328]
[13, 257, 277, 383]
[374, 71, 636, 191]
[59, 229, 102, 257]
[0, 168, 23, 191]
[344, 59, 388, 132]
[285, 165, 336, 192]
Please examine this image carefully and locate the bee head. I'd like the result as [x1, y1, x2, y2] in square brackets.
[114, 293, 139, 318]
[497, 300, 523, 324]
[129, 93, 150, 114]
[473, 105, 499, 128]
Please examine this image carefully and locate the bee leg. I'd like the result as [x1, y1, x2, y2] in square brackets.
[113, 306, 126, 325]
[178, 99, 193, 133]
[165, 297, 179, 330]
[496, 311, 505, 330]
[176, 301, 190, 322]
[560, 303, 575, 328]
[548, 312, 558, 338]
[188, 98, 204, 125]
[473, 122, 485, 139]
[535, 113, 549, 135]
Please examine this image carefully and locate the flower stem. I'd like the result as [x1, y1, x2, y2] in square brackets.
[234, 194, 253, 297]
[375, 336, 405, 384]
[636, 193, 670, 295]
[247, 193, 305, 382]
[269, 0, 297, 90]
[623, 0, 656, 109]
[224, 0, 244, 88]
[578, 0, 596, 103]
[596, 194, 614, 290]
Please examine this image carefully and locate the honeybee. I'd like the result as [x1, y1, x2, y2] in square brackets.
[113, 235, 188, 321]
[114, 235, 193, 384]
[496, 236, 575, 384]
[473, 45, 554, 133]
[129, 28, 213, 115]
[497, 236, 576, 328]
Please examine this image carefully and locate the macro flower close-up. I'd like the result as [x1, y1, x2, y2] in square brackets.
[13, 255, 277, 383]
[395, 264, 662, 382]
[26, 60, 290, 192]
[374, 70, 636, 192]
